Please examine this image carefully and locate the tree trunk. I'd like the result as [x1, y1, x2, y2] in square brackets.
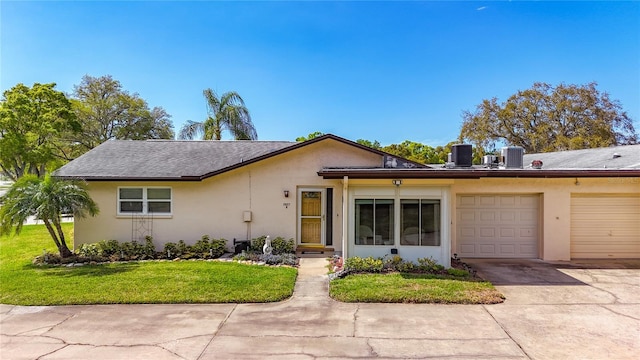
[43, 219, 73, 258]
[53, 218, 73, 258]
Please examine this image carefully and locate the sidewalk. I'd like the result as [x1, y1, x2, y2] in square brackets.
[1, 258, 638, 359]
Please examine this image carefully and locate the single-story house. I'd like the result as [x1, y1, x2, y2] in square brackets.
[55, 134, 640, 267]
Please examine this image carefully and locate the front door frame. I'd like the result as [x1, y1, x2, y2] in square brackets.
[297, 187, 326, 246]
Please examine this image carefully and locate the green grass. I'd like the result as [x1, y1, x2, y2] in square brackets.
[330, 272, 504, 304]
[0, 224, 297, 305]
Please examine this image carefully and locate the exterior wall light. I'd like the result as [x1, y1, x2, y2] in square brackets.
[392, 179, 403, 186]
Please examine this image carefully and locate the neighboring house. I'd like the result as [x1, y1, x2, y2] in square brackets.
[55, 135, 640, 267]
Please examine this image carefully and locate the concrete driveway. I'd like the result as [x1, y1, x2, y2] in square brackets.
[1, 258, 639, 359]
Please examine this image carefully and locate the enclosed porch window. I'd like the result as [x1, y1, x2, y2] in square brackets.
[400, 199, 441, 246]
[355, 199, 394, 245]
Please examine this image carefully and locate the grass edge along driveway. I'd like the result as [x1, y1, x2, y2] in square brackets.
[0, 224, 297, 305]
[330, 272, 505, 304]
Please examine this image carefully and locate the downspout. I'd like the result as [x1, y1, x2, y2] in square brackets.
[342, 176, 349, 258]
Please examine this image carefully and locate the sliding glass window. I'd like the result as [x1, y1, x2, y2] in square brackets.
[400, 199, 440, 246]
[355, 199, 394, 245]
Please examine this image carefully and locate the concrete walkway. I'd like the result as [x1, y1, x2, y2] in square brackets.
[1, 258, 639, 359]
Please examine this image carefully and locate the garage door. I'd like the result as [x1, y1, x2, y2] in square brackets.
[571, 194, 640, 258]
[456, 194, 539, 258]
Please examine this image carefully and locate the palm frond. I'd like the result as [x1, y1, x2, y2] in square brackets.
[178, 120, 204, 140]
[203, 88, 221, 118]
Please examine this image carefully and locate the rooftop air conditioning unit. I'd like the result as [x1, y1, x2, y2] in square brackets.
[451, 144, 472, 167]
[483, 155, 498, 168]
[501, 146, 524, 169]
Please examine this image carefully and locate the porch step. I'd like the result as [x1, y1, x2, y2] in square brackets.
[296, 246, 335, 258]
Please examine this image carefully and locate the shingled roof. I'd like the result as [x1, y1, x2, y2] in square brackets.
[54, 134, 411, 181]
[55, 140, 296, 181]
[523, 144, 640, 169]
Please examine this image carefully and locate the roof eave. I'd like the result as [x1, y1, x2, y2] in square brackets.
[55, 175, 203, 182]
[317, 168, 640, 179]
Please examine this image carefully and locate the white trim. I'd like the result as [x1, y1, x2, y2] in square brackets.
[117, 186, 172, 216]
[347, 185, 451, 266]
[342, 176, 349, 258]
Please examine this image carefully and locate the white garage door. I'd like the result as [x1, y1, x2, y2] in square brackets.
[456, 194, 539, 258]
[571, 194, 640, 259]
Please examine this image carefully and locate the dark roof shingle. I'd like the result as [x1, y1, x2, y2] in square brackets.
[55, 140, 296, 180]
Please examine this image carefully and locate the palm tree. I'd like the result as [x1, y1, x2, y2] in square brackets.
[0, 175, 99, 258]
[179, 88, 257, 140]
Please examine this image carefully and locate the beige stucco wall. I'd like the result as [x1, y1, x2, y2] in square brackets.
[75, 138, 639, 264]
[74, 139, 383, 252]
[449, 177, 640, 261]
[342, 177, 639, 263]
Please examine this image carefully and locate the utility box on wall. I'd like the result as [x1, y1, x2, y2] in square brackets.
[243, 211, 252, 222]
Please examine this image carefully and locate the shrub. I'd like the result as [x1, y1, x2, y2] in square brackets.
[260, 253, 298, 266]
[344, 256, 384, 273]
[395, 260, 416, 273]
[417, 257, 444, 272]
[97, 240, 120, 257]
[233, 251, 262, 262]
[384, 255, 403, 271]
[142, 236, 157, 258]
[163, 242, 180, 259]
[233, 251, 297, 266]
[32, 251, 61, 265]
[250, 236, 294, 255]
[209, 238, 227, 258]
[177, 240, 188, 255]
[77, 243, 100, 259]
[192, 235, 211, 254]
[163, 236, 226, 259]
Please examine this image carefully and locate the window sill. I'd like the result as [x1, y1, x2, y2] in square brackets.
[116, 214, 173, 219]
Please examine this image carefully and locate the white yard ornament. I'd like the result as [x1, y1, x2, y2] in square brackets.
[263, 235, 273, 255]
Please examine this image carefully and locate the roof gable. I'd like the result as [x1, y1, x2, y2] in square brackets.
[55, 134, 418, 181]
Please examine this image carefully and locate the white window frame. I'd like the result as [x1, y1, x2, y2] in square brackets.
[354, 197, 395, 246]
[399, 198, 441, 247]
[117, 186, 172, 216]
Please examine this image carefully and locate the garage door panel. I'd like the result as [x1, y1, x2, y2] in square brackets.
[499, 212, 516, 222]
[479, 227, 495, 238]
[571, 194, 640, 259]
[458, 195, 476, 206]
[519, 210, 537, 222]
[499, 196, 515, 206]
[479, 196, 497, 206]
[480, 212, 495, 221]
[459, 210, 476, 222]
[500, 228, 515, 237]
[499, 244, 515, 255]
[456, 194, 540, 258]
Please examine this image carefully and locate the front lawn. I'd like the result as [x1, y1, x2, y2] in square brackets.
[330, 272, 504, 304]
[0, 224, 297, 305]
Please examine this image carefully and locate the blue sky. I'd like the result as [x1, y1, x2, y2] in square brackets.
[2, 1, 639, 145]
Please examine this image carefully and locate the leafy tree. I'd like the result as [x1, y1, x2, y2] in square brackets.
[356, 139, 382, 150]
[0, 175, 98, 258]
[295, 131, 325, 142]
[0, 83, 79, 181]
[179, 88, 256, 140]
[72, 75, 174, 152]
[460, 82, 638, 153]
[382, 141, 442, 164]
